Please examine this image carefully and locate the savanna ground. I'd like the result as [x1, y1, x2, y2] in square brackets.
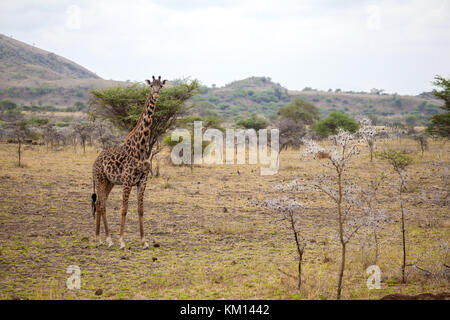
[0, 138, 448, 300]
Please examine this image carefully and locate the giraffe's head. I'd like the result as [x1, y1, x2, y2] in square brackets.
[145, 76, 167, 99]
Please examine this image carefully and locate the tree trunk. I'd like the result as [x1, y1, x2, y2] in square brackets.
[374, 230, 379, 265]
[18, 140, 22, 167]
[297, 252, 303, 290]
[400, 188, 406, 283]
[336, 171, 346, 300]
[337, 242, 346, 300]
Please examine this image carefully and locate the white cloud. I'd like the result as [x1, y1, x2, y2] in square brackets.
[0, 0, 449, 94]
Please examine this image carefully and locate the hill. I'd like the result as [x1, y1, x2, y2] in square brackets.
[0, 34, 444, 125]
[0, 34, 124, 107]
[192, 77, 444, 126]
[0, 33, 100, 83]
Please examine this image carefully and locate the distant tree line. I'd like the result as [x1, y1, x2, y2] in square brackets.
[0, 100, 87, 113]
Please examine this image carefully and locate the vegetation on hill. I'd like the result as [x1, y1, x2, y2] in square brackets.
[0, 34, 124, 107]
[189, 77, 444, 127]
[0, 34, 445, 129]
[0, 33, 99, 81]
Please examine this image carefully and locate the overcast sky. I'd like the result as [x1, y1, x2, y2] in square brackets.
[1, 0, 449, 94]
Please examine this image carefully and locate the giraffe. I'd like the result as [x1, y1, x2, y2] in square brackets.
[91, 76, 167, 249]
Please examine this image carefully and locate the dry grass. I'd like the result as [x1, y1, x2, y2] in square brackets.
[0, 138, 448, 300]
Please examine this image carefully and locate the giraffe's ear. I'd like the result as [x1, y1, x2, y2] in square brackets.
[162, 80, 167, 85]
[145, 79, 151, 85]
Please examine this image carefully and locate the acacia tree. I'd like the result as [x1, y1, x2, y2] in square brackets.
[73, 121, 94, 154]
[4, 120, 38, 167]
[275, 98, 318, 156]
[277, 117, 307, 152]
[277, 98, 320, 125]
[92, 120, 123, 150]
[313, 112, 359, 138]
[426, 75, 449, 138]
[41, 124, 58, 151]
[302, 130, 365, 299]
[359, 175, 390, 265]
[89, 79, 199, 174]
[376, 149, 413, 283]
[163, 115, 221, 171]
[236, 115, 268, 130]
[358, 118, 378, 162]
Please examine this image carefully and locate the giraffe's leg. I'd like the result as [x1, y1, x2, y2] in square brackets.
[119, 185, 132, 249]
[137, 180, 149, 249]
[103, 182, 114, 248]
[95, 180, 106, 246]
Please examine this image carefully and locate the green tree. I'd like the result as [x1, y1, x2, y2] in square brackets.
[0, 100, 17, 111]
[277, 98, 319, 125]
[236, 115, 268, 130]
[176, 115, 224, 131]
[73, 101, 86, 111]
[313, 112, 359, 138]
[405, 115, 417, 127]
[27, 118, 49, 127]
[426, 75, 450, 137]
[90, 79, 199, 161]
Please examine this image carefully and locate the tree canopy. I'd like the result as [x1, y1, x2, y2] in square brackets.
[89, 79, 199, 155]
[277, 98, 320, 125]
[313, 112, 359, 138]
[426, 75, 450, 137]
[236, 115, 268, 130]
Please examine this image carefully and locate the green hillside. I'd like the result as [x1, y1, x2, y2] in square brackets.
[192, 77, 444, 126]
[0, 34, 444, 125]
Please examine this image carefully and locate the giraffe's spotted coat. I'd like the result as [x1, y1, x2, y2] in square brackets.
[92, 76, 167, 249]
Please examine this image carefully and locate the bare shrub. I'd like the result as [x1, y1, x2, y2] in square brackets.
[376, 149, 413, 283]
[357, 118, 378, 162]
[252, 198, 307, 290]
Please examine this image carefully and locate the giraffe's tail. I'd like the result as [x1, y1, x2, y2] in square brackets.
[91, 179, 97, 220]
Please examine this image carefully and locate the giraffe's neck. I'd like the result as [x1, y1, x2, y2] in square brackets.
[124, 94, 158, 160]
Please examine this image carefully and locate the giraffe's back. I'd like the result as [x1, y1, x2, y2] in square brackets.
[93, 144, 146, 186]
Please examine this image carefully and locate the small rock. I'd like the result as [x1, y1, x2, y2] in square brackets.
[152, 257, 158, 262]
[95, 289, 103, 296]
[223, 207, 228, 213]
[153, 243, 160, 248]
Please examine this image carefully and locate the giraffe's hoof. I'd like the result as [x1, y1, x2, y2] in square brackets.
[143, 242, 149, 249]
[106, 238, 113, 248]
[119, 242, 126, 250]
